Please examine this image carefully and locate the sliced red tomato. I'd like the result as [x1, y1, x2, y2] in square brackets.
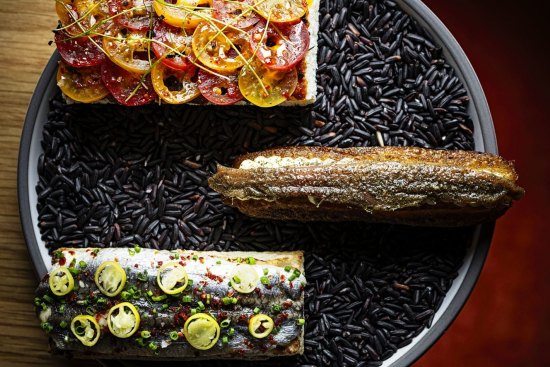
[108, 0, 153, 31]
[151, 63, 200, 104]
[192, 22, 251, 73]
[103, 27, 153, 74]
[255, 0, 307, 24]
[55, 31, 105, 68]
[238, 60, 297, 107]
[56, 0, 111, 35]
[152, 21, 196, 71]
[101, 59, 157, 106]
[198, 69, 243, 105]
[249, 20, 309, 71]
[57, 61, 110, 103]
[212, 0, 260, 29]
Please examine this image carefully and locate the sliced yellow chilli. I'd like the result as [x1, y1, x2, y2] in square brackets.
[249, 314, 274, 338]
[94, 261, 127, 297]
[229, 263, 259, 294]
[48, 266, 74, 296]
[107, 302, 140, 338]
[71, 315, 101, 347]
[183, 313, 220, 350]
[157, 262, 189, 294]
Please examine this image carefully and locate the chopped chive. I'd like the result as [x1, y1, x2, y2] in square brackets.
[272, 304, 281, 313]
[41, 322, 53, 333]
[192, 255, 198, 261]
[288, 273, 297, 282]
[136, 337, 145, 347]
[236, 257, 242, 263]
[141, 330, 151, 338]
[231, 297, 238, 304]
[53, 251, 63, 259]
[246, 257, 256, 265]
[232, 275, 241, 284]
[284, 265, 292, 272]
[96, 297, 107, 306]
[76, 299, 88, 306]
[92, 249, 100, 256]
[68, 267, 79, 276]
[206, 294, 211, 304]
[220, 319, 230, 328]
[263, 268, 269, 275]
[43, 294, 54, 303]
[134, 245, 141, 253]
[59, 304, 66, 313]
[293, 269, 301, 277]
[151, 294, 167, 302]
[222, 297, 231, 305]
[182, 295, 192, 303]
[128, 248, 136, 256]
[59, 320, 68, 329]
[147, 290, 153, 297]
[121, 291, 131, 301]
[222, 336, 229, 344]
[260, 276, 269, 285]
[148, 342, 158, 351]
[40, 303, 48, 311]
[296, 318, 305, 326]
[86, 306, 95, 315]
[253, 307, 260, 314]
[197, 301, 205, 310]
[78, 260, 87, 269]
[34, 297, 42, 306]
[169, 331, 179, 341]
[216, 260, 221, 265]
[228, 327, 235, 336]
[137, 270, 148, 282]
[162, 303, 169, 310]
[190, 308, 197, 315]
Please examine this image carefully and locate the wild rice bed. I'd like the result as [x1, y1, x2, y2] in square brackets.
[36, 0, 475, 365]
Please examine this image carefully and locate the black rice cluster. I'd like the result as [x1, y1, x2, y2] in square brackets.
[36, 0, 475, 365]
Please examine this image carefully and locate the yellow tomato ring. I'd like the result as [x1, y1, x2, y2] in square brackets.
[183, 313, 220, 350]
[94, 261, 127, 297]
[156, 261, 189, 294]
[48, 266, 75, 296]
[71, 315, 101, 347]
[107, 302, 141, 338]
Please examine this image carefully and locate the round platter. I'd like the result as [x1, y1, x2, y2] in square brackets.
[19, 0, 496, 366]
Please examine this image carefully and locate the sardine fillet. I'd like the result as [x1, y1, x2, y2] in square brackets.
[35, 248, 305, 360]
[209, 146, 525, 227]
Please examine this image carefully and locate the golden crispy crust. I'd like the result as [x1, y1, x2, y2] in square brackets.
[209, 147, 524, 227]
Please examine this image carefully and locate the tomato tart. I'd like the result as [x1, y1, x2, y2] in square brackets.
[52, 0, 319, 107]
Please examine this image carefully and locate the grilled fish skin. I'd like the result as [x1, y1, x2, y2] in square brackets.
[208, 146, 525, 227]
[35, 248, 305, 360]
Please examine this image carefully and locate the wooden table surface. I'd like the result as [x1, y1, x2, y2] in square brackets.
[0, 0, 547, 367]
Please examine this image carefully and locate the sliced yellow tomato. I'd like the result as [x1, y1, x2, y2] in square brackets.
[94, 261, 127, 297]
[57, 62, 110, 103]
[107, 302, 141, 338]
[183, 313, 220, 350]
[238, 61, 298, 107]
[192, 22, 251, 73]
[103, 28, 152, 74]
[56, 0, 110, 35]
[249, 314, 274, 338]
[151, 63, 200, 104]
[71, 315, 101, 346]
[153, 0, 202, 28]
[229, 263, 259, 294]
[48, 266, 75, 296]
[256, 0, 307, 24]
[157, 261, 189, 294]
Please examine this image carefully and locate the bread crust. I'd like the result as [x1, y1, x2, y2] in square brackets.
[209, 146, 524, 227]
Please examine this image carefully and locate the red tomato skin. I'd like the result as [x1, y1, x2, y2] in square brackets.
[100, 59, 157, 106]
[152, 21, 196, 72]
[249, 20, 310, 71]
[55, 31, 105, 68]
[198, 69, 243, 105]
